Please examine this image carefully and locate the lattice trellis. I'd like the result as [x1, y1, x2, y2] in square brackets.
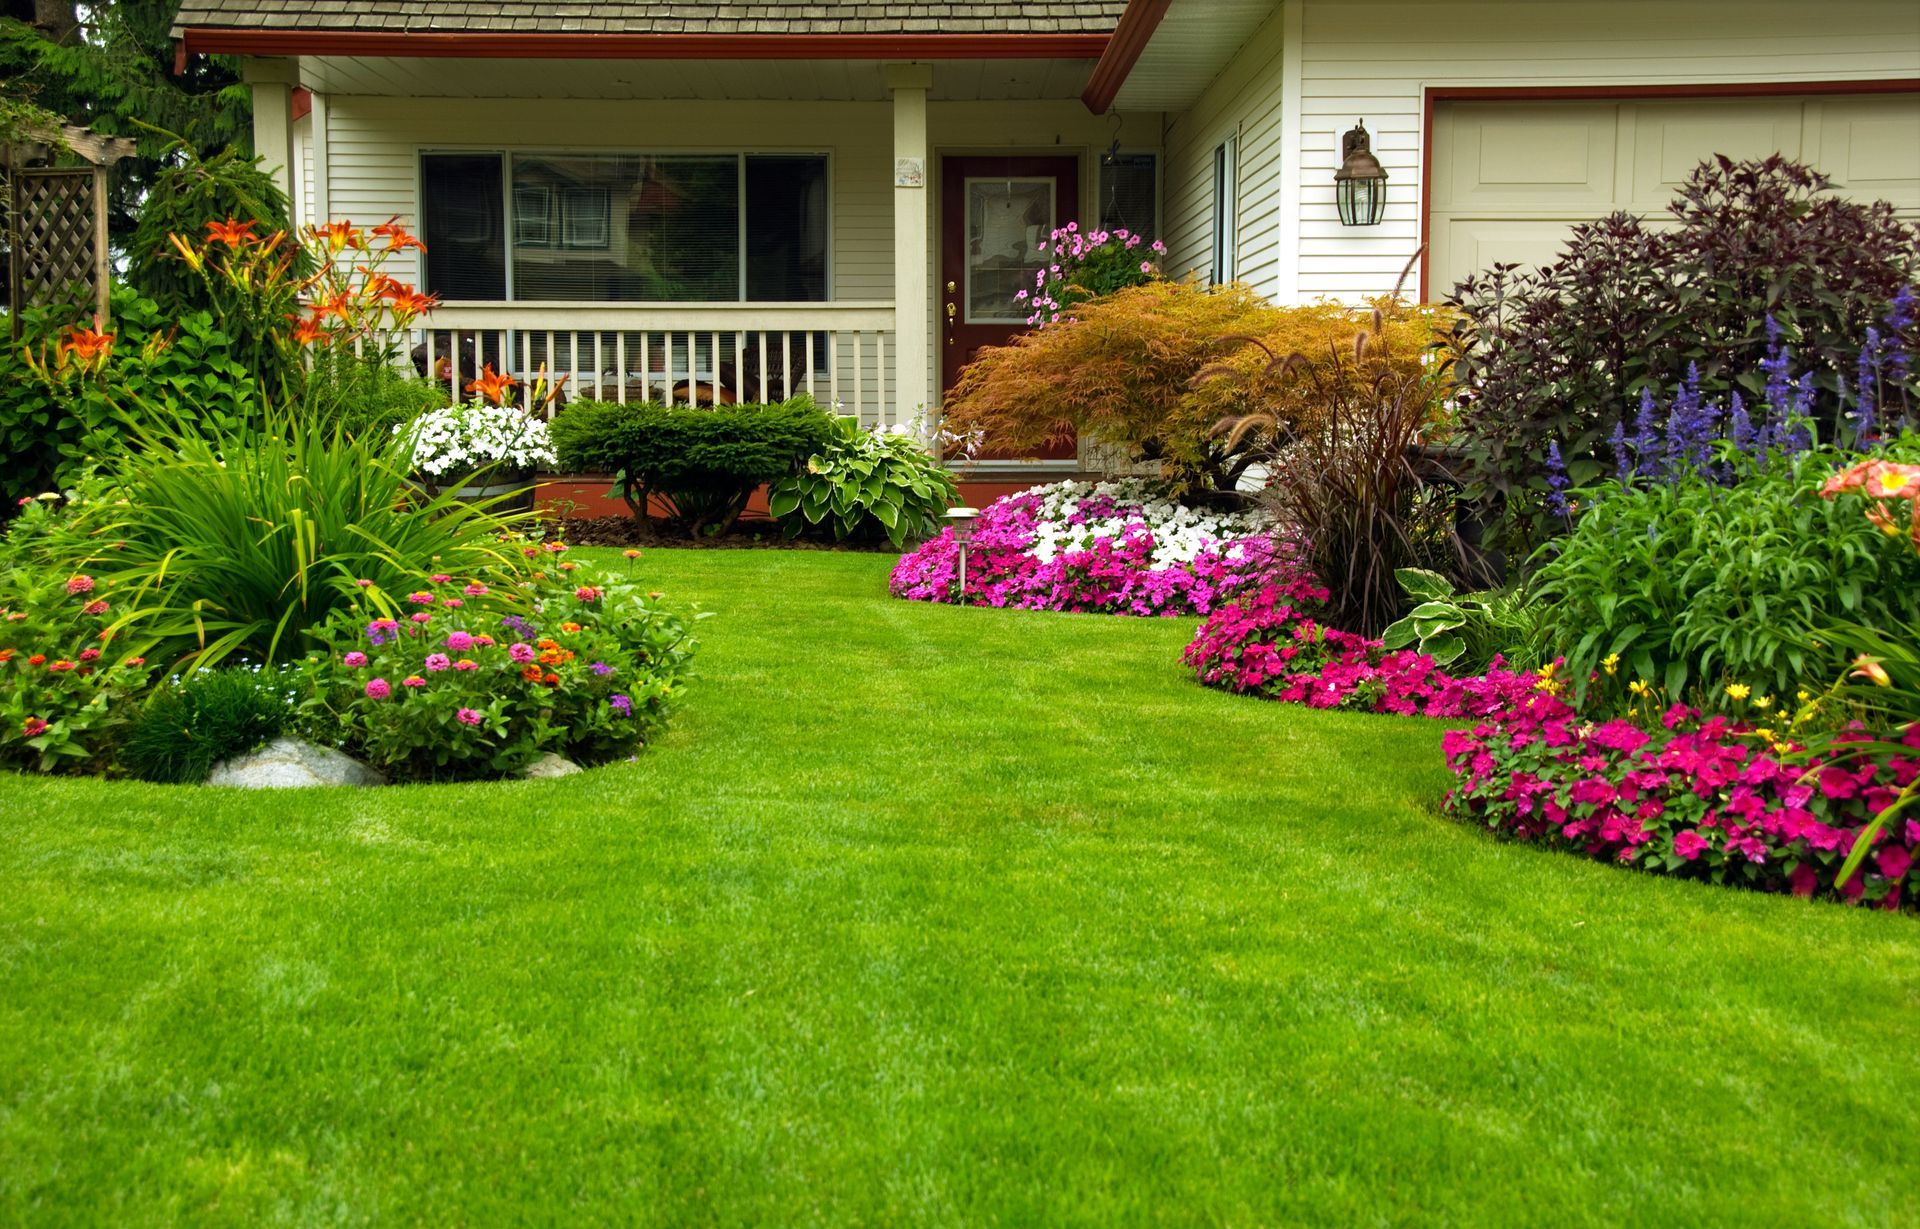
[6, 166, 100, 322]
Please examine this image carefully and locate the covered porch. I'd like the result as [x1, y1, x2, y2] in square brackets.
[230, 48, 1164, 450]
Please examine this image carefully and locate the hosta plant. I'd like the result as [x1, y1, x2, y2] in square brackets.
[1379, 569, 1545, 672]
[767, 416, 958, 548]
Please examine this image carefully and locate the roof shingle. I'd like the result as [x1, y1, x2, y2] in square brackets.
[172, 1, 1127, 37]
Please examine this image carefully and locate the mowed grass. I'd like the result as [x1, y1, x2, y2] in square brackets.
[3, 548, 1918, 1226]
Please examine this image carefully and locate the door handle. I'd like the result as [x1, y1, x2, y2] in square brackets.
[945, 299, 957, 344]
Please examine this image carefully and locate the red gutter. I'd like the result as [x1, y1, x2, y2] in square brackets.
[177, 29, 1111, 61]
[1081, 0, 1172, 114]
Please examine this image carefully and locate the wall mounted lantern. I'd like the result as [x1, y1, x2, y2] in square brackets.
[1334, 118, 1388, 227]
[945, 506, 980, 594]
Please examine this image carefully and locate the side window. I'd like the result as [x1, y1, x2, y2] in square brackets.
[1211, 135, 1237, 285]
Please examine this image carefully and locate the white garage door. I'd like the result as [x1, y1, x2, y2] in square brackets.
[1429, 94, 1920, 295]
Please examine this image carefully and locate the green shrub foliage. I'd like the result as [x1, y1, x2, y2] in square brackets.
[1443, 155, 1920, 548]
[120, 667, 293, 783]
[0, 286, 261, 505]
[767, 416, 958, 549]
[549, 397, 835, 537]
[1530, 437, 1920, 703]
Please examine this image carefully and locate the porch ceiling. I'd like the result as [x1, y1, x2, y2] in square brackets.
[295, 55, 1104, 102]
[1108, 0, 1277, 112]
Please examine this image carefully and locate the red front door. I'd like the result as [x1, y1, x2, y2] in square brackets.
[940, 154, 1080, 461]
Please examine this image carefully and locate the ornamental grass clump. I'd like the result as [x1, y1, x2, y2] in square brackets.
[891, 479, 1291, 617]
[119, 666, 294, 784]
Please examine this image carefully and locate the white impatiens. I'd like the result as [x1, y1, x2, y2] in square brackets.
[1026, 479, 1273, 568]
[402, 401, 558, 481]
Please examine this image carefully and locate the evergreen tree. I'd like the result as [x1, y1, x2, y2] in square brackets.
[0, 1, 252, 255]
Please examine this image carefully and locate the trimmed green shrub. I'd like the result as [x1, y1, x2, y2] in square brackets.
[768, 416, 957, 548]
[549, 396, 835, 537]
[0, 286, 260, 505]
[119, 667, 293, 783]
[302, 350, 447, 440]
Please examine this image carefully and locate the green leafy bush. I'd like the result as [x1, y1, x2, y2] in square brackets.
[14, 408, 537, 670]
[1379, 569, 1545, 672]
[119, 667, 293, 783]
[0, 287, 260, 505]
[549, 396, 835, 537]
[768, 416, 957, 548]
[302, 349, 447, 440]
[1531, 437, 1920, 704]
[1443, 155, 1920, 549]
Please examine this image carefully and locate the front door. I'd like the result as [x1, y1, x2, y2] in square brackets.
[940, 154, 1080, 460]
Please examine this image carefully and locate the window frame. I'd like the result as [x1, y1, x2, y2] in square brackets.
[416, 146, 835, 304]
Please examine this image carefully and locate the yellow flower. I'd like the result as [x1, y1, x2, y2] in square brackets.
[1601, 653, 1620, 675]
[1629, 680, 1652, 698]
[1754, 727, 1776, 742]
[1796, 688, 1813, 704]
[1754, 695, 1773, 710]
[1725, 683, 1751, 702]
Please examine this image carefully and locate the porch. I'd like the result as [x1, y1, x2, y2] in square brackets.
[239, 53, 1165, 449]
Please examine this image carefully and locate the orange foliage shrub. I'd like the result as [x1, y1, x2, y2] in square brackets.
[941, 279, 1445, 492]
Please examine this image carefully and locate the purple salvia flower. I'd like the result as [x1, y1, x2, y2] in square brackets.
[1728, 390, 1755, 457]
[1608, 419, 1633, 482]
[1631, 388, 1661, 478]
[1544, 440, 1571, 517]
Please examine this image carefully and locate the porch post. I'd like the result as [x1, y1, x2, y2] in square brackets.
[242, 58, 298, 211]
[885, 64, 934, 438]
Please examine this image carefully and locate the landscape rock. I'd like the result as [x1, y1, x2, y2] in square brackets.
[518, 753, 584, 779]
[206, 737, 386, 789]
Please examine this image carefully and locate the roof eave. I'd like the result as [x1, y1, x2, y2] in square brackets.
[1080, 0, 1172, 114]
[176, 28, 1113, 62]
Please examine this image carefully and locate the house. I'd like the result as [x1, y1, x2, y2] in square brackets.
[171, 0, 1919, 490]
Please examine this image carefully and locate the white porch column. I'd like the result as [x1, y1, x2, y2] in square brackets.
[885, 63, 934, 437]
[242, 58, 298, 211]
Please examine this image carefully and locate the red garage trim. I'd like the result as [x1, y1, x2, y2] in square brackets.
[177, 28, 1112, 61]
[1081, 0, 1173, 115]
[1416, 77, 1920, 302]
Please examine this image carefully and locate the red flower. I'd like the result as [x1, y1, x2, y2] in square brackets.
[22, 717, 48, 738]
[65, 575, 95, 595]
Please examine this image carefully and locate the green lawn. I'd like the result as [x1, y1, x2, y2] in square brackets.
[3, 549, 1917, 1226]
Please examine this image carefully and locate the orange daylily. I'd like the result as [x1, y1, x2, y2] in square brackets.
[289, 315, 327, 346]
[466, 364, 520, 406]
[57, 326, 115, 365]
[312, 221, 364, 251]
[204, 218, 256, 247]
[1821, 459, 1920, 501]
[372, 216, 427, 252]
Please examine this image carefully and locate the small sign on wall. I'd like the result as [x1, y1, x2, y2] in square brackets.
[895, 157, 925, 188]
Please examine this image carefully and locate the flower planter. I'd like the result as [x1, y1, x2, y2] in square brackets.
[424, 471, 537, 514]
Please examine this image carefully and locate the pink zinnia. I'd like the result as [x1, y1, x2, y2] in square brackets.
[407, 591, 435, 605]
[410, 612, 432, 624]
[65, 575, 94, 595]
[453, 658, 478, 671]
[22, 716, 48, 737]
[446, 631, 475, 651]
[574, 586, 601, 602]
[424, 653, 451, 671]
[509, 642, 536, 663]
[344, 651, 368, 667]
[430, 573, 452, 584]
[354, 578, 374, 588]
[365, 677, 391, 699]
[455, 707, 483, 726]
[463, 583, 488, 597]
[82, 599, 109, 616]
[402, 675, 427, 688]
[78, 648, 99, 663]
[443, 598, 464, 609]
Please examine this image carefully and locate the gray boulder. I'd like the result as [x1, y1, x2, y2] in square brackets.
[207, 737, 386, 789]
[518, 752, 583, 779]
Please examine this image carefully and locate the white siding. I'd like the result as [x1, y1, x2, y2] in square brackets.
[1160, 3, 1291, 294]
[1294, 0, 1920, 302]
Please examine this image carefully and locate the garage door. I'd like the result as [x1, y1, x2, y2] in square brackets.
[1429, 94, 1920, 294]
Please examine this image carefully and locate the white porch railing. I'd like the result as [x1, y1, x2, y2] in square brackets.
[404, 302, 900, 425]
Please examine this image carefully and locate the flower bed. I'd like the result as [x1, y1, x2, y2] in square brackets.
[1443, 699, 1920, 909]
[891, 480, 1290, 617]
[1183, 578, 1920, 908]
